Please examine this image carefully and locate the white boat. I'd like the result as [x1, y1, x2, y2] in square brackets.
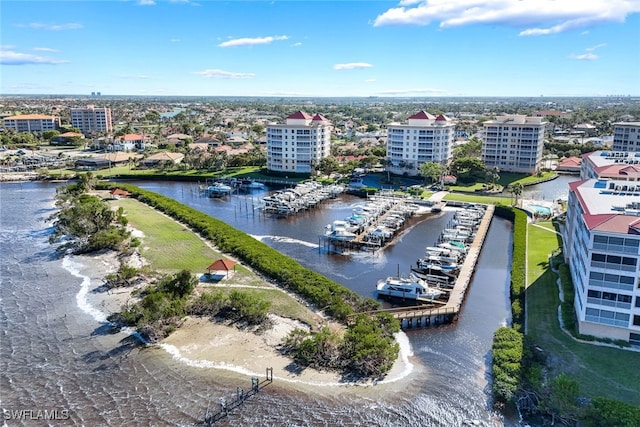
[417, 256, 459, 272]
[438, 242, 467, 253]
[425, 246, 456, 258]
[325, 220, 358, 238]
[240, 179, 265, 190]
[376, 275, 444, 300]
[326, 228, 357, 241]
[207, 182, 232, 197]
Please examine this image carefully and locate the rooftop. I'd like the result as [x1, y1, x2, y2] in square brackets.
[570, 178, 640, 233]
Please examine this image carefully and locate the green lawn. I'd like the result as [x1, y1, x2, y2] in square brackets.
[526, 221, 640, 406]
[499, 171, 556, 187]
[110, 198, 221, 273]
[108, 196, 322, 326]
[443, 192, 513, 205]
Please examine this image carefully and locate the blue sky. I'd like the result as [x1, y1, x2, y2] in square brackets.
[1, 0, 639, 97]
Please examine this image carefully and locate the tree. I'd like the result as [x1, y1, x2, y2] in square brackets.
[43, 130, 61, 141]
[450, 157, 487, 183]
[318, 156, 339, 176]
[487, 166, 500, 187]
[453, 136, 483, 160]
[419, 161, 444, 184]
[77, 172, 97, 193]
[508, 182, 524, 206]
[384, 158, 393, 183]
[160, 269, 198, 298]
[542, 373, 582, 425]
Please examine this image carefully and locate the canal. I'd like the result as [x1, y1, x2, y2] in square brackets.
[130, 180, 516, 425]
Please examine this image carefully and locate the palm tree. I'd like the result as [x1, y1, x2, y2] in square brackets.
[384, 158, 393, 183]
[508, 182, 524, 207]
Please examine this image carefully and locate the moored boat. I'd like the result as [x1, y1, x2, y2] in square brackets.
[376, 275, 444, 300]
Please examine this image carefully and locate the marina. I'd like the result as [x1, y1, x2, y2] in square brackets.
[4, 181, 516, 426]
[319, 193, 427, 254]
[260, 181, 345, 216]
[370, 204, 495, 329]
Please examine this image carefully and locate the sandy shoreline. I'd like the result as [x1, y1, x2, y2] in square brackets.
[70, 249, 419, 393]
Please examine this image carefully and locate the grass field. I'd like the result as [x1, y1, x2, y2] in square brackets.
[526, 221, 640, 406]
[443, 192, 513, 205]
[108, 196, 321, 326]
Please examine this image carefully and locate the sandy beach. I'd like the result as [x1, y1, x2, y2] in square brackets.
[71, 248, 418, 393]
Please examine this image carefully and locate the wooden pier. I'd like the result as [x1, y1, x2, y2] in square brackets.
[320, 197, 428, 254]
[202, 368, 273, 425]
[359, 204, 495, 329]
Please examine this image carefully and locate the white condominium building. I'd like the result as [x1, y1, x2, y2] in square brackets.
[482, 115, 546, 174]
[266, 111, 331, 173]
[612, 122, 640, 152]
[71, 105, 113, 134]
[581, 151, 640, 181]
[386, 111, 454, 176]
[564, 178, 640, 346]
[3, 114, 60, 132]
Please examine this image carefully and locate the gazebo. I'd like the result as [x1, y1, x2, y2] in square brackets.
[206, 258, 237, 279]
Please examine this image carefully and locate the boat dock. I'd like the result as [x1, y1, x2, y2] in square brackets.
[320, 194, 426, 254]
[361, 204, 495, 329]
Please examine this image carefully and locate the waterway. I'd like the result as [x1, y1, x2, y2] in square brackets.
[522, 174, 579, 202]
[1, 181, 516, 426]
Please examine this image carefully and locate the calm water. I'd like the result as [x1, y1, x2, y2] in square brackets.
[1, 181, 517, 426]
[522, 174, 578, 202]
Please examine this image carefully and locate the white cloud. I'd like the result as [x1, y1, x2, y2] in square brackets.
[192, 69, 255, 79]
[569, 43, 606, 60]
[0, 48, 69, 65]
[33, 47, 60, 52]
[585, 43, 607, 51]
[218, 35, 289, 48]
[365, 79, 377, 83]
[373, 0, 640, 36]
[138, 0, 156, 5]
[334, 62, 373, 70]
[170, 38, 181, 43]
[18, 22, 83, 31]
[292, 42, 303, 47]
[377, 88, 448, 95]
[569, 53, 599, 60]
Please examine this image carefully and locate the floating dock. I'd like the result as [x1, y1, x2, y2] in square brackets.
[358, 204, 495, 329]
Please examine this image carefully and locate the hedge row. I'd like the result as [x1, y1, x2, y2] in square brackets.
[494, 205, 527, 331]
[491, 326, 524, 404]
[490, 206, 527, 405]
[99, 183, 380, 322]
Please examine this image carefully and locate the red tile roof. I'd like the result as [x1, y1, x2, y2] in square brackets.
[584, 214, 629, 230]
[408, 111, 435, 120]
[118, 133, 145, 141]
[5, 114, 57, 120]
[312, 113, 328, 122]
[558, 157, 581, 167]
[435, 114, 449, 121]
[286, 111, 312, 120]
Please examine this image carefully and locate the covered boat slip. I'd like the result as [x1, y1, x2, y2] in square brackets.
[361, 204, 495, 329]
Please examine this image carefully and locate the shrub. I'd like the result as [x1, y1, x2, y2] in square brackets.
[491, 326, 524, 404]
[581, 397, 640, 427]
